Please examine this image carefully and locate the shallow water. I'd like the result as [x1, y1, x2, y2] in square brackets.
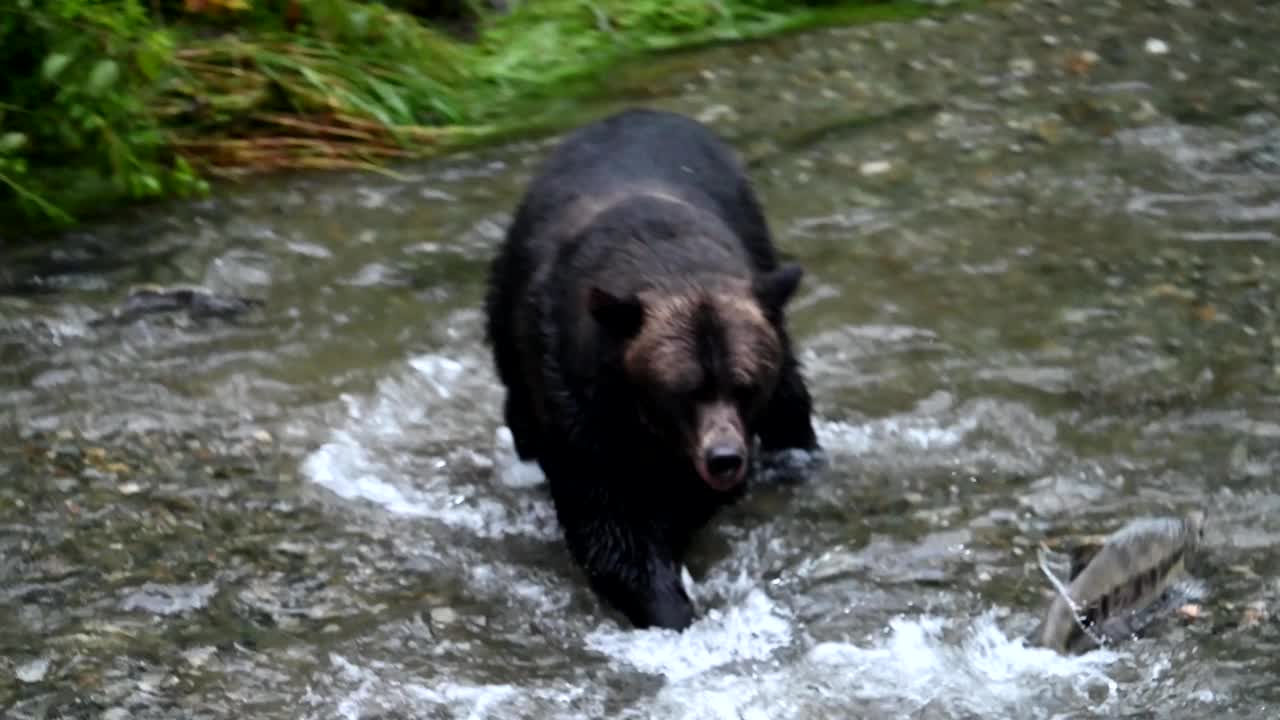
[4, 1, 1280, 718]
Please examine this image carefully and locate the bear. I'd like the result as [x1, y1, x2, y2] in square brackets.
[484, 108, 818, 631]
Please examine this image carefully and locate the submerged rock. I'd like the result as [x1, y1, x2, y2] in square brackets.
[91, 283, 263, 326]
[1030, 510, 1206, 654]
[15, 657, 50, 683]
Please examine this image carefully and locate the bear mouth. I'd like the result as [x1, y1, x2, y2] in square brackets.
[696, 458, 747, 492]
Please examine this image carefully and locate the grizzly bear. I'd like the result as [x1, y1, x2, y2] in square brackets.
[484, 108, 818, 630]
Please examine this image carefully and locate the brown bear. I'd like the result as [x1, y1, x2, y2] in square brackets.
[484, 108, 818, 630]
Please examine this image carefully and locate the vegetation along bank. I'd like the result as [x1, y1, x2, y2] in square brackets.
[0, 1, 967, 232]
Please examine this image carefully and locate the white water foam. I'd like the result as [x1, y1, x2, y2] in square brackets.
[585, 587, 794, 682]
[643, 611, 1125, 719]
[300, 347, 557, 540]
[816, 413, 978, 456]
[299, 340, 1092, 719]
[304, 654, 599, 720]
[305, 527, 802, 718]
[311, 605, 1136, 720]
[582, 524, 803, 682]
[811, 392, 1059, 479]
[303, 431, 429, 518]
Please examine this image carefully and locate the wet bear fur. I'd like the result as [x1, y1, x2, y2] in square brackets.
[484, 108, 818, 631]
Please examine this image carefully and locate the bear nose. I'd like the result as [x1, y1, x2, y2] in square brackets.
[705, 446, 744, 480]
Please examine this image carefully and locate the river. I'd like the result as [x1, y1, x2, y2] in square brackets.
[3, 1, 1279, 718]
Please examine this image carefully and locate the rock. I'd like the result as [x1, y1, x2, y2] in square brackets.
[859, 160, 892, 176]
[1009, 57, 1036, 77]
[92, 284, 264, 326]
[1240, 601, 1267, 627]
[430, 606, 458, 625]
[119, 582, 218, 616]
[181, 646, 217, 668]
[16, 657, 50, 683]
[1177, 603, 1204, 620]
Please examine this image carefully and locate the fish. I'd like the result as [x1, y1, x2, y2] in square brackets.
[1031, 510, 1206, 654]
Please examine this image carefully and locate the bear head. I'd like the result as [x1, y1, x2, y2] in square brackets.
[586, 264, 804, 491]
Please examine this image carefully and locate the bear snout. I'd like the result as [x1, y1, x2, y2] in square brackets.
[694, 402, 748, 491]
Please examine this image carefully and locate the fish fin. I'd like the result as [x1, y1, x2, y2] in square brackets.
[1037, 543, 1110, 653]
[1067, 541, 1104, 581]
[1036, 542, 1072, 585]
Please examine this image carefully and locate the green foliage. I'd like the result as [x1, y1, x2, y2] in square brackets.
[0, 1, 210, 227]
[475, 0, 784, 95]
[0, 0, 960, 231]
[469, 0, 946, 124]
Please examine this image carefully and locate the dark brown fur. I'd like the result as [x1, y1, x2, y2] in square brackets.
[484, 109, 819, 630]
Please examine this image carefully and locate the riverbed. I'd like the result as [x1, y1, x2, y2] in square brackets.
[3, 1, 1279, 718]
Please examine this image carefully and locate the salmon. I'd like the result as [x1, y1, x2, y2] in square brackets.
[1032, 510, 1206, 654]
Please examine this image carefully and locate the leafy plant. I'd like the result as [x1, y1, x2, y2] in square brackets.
[0, 0, 208, 228]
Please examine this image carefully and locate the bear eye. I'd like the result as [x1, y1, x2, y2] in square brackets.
[732, 381, 759, 406]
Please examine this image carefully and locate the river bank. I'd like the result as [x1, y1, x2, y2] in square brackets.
[0, 0, 958, 234]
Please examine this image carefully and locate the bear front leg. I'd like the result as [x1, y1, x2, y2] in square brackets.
[757, 356, 818, 453]
[564, 517, 695, 631]
[755, 357, 823, 484]
[503, 391, 541, 462]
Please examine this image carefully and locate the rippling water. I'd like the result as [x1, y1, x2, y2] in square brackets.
[3, 1, 1280, 718]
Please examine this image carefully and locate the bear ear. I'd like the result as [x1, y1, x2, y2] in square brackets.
[587, 287, 645, 340]
[753, 264, 804, 313]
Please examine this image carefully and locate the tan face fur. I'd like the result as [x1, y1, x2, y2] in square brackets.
[622, 284, 784, 490]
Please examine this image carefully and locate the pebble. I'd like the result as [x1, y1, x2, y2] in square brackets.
[804, 548, 861, 582]
[859, 160, 892, 176]
[1145, 38, 1170, 55]
[16, 657, 50, 683]
[430, 606, 458, 625]
[1177, 603, 1204, 620]
[1065, 50, 1100, 75]
[117, 482, 143, 495]
[1131, 99, 1161, 122]
[253, 430, 273, 444]
[1228, 564, 1258, 578]
[182, 646, 217, 668]
[696, 104, 736, 125]
[1241, 601, 1267, 627]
